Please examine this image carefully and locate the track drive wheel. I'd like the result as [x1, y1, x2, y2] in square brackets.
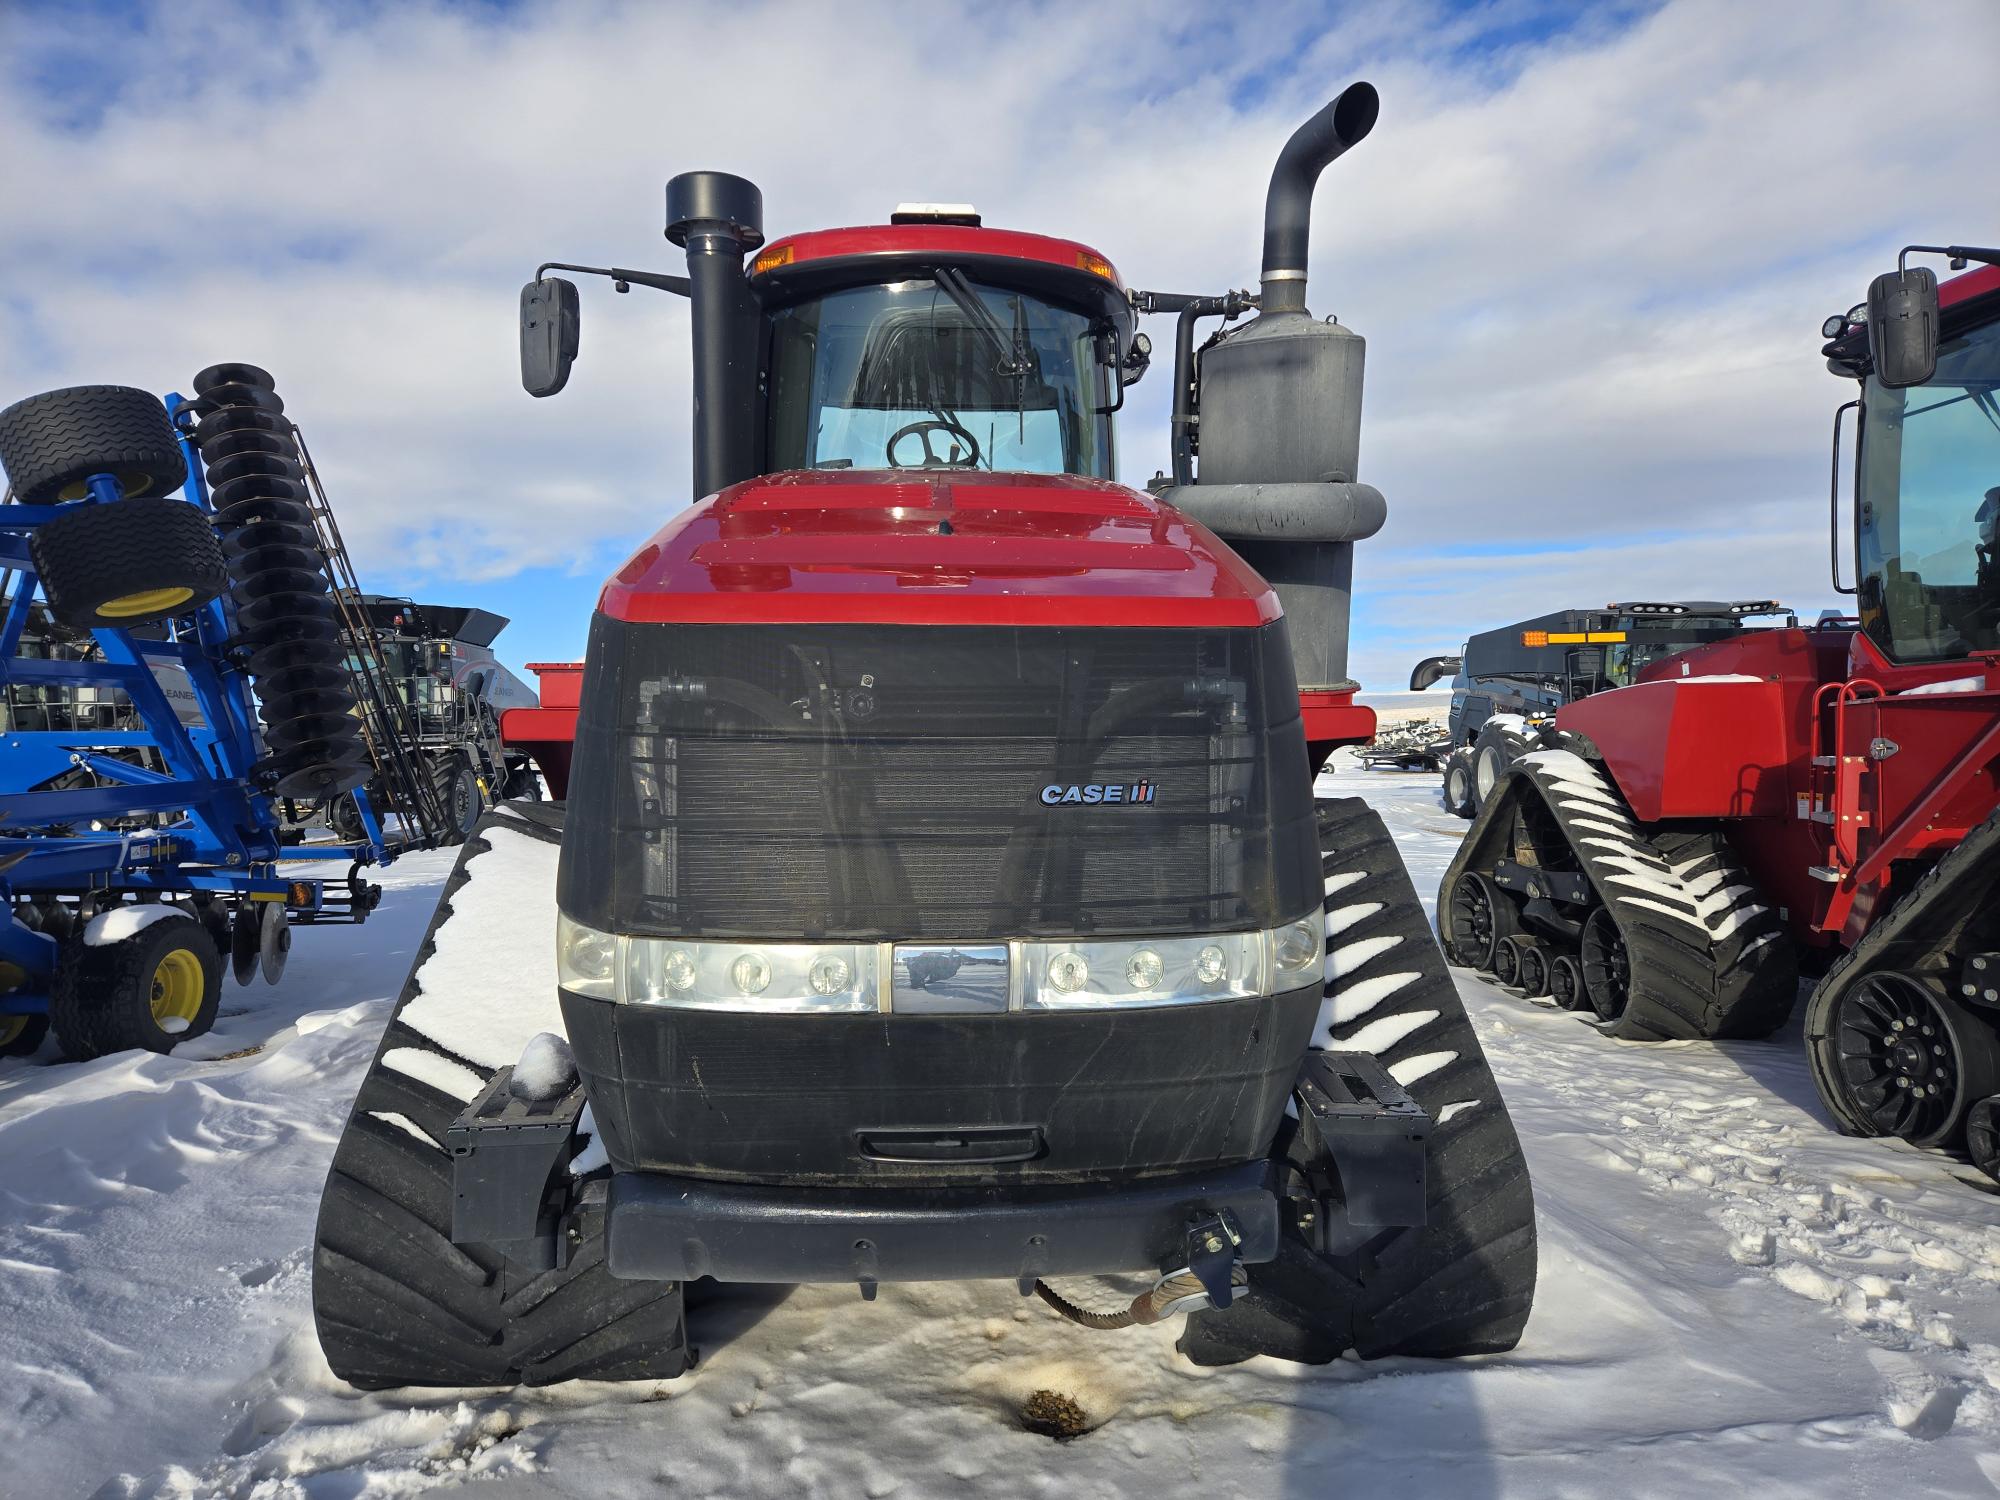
[1579, 905, 1630, 1027]
[51, 913, 221, 1060]
[1443, 870, 1517, 971]
[1807, 970, 2000, 1150]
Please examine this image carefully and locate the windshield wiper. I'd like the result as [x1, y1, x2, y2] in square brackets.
[934, 268, 1028, 379]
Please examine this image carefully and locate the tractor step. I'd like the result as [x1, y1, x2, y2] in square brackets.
[1292, 1049, 1430, 1234]
[446, 1064, 586, 1268]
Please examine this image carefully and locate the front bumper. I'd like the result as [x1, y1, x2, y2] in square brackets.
[560, 982, 1323, 1185]
[603, 1161, 1279, 1285]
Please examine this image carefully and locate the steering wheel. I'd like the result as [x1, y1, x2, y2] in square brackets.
[886, 418, 981, 469]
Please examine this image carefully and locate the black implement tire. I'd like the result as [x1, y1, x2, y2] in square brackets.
[434, 757, 483, 845]
[312, 801, 689, 1389]
[1469, 722, 1526, 812]
[1442, 748, 1476, 819]
[51, 912, 221, 1060]
[0, 1012, 49, 1058]
[29, 496, 227, 628]
[1181, 797, 1537, 1365]
[0, 384, 188, 504]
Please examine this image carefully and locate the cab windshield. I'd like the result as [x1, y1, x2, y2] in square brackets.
[1857, 317, 2000, 661]
[766, 277, 1118, 479]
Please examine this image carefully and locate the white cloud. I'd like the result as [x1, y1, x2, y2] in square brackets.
[1, 0, 1994, 686]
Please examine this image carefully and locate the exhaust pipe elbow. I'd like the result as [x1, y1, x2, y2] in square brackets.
[1259, 81, 1378, 313]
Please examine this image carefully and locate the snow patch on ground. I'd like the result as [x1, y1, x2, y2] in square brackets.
[4, 781, 2000, 1497]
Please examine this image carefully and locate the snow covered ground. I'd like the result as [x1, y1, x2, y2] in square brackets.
[5, 767, 2000, 1499]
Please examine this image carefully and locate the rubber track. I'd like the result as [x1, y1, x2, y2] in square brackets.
[1805, 798, 2000, 1142]
[1441, 748, 1797, 1041]
[1180, 796, 1538, 1365]
[311, 801, 689, 1390]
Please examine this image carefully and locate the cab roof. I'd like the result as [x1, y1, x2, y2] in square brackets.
[750, 224, 1125, 295]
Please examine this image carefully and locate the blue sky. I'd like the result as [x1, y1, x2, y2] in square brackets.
[2, 0, 1994, 691]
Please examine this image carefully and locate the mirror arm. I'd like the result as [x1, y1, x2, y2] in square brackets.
[536, 261, 692, 297]
[1899, 244, 2000, 274]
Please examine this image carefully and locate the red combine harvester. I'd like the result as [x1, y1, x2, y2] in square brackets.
[1442, 246, 2000, 1178]
[308, 83, 1542, 1390]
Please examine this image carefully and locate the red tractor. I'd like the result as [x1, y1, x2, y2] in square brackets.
[1441, 247, 2000, 1178]
[308, 83, 1541, 1389]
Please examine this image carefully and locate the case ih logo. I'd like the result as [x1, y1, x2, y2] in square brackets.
[1040, 782, 1157, 806]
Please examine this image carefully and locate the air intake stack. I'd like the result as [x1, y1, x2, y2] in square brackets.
[1162, 82, 1387, 699]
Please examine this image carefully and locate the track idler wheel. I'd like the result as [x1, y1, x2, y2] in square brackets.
[190, 363, 367, 800]
[1811, 970, 2000, 1150]
[1509, 936, 1551, 998]
[1548, 951, 1587, 1011]
[1443, 871, 1517, 971]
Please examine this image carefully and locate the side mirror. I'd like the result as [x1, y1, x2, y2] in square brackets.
[1866, 266, 1938, 389]
[520, 277, 580, 397]
[1409, 655, 1461, 692]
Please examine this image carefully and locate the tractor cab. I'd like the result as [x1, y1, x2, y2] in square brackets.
[749, 216, 1139, 481]
[1825, 254, 2000, 666]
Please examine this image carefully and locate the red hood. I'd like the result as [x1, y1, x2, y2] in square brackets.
[597, 470, 1281, 629]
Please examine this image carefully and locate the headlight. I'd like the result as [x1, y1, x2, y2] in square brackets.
[1019, 931, 1269, 1009]
[556, 918, 878, 1013]
[558, 914, 1325, 1014]
[1272, 916, 1325, 988]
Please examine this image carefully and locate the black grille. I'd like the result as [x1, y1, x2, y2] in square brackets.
[560, 617, 1317, 941]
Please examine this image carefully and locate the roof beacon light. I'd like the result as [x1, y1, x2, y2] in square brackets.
[890, 203, 982, 227]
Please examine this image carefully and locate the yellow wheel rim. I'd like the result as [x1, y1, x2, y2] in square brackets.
[99, 586, 195, 619]
[0, 1015, 25, 1049]
[149, 948, 205, 1025]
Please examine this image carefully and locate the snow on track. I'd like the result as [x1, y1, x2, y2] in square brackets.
[4, 788, 1999, 1499]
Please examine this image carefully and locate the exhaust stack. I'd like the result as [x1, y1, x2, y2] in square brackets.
[666, 171, 765, 500]
[1158, 82, 1388, 707]
[1259, 81, 1379, 315]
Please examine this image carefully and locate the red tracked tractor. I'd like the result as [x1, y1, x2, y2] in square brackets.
[310, 82, 1539, 1389]
[1441, 247, 2000, 1179]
